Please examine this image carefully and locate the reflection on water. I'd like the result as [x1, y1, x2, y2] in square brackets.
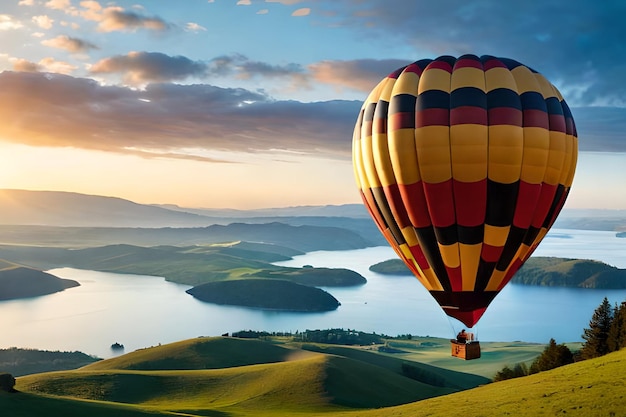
[0, 229, 625, 358]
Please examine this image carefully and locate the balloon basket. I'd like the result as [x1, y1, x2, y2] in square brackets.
[450, 340, 481, 360]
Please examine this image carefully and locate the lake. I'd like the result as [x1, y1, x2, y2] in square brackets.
[0, 228, 625, 359]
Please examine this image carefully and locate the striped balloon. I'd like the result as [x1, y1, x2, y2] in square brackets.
[352, 55, 578, 328]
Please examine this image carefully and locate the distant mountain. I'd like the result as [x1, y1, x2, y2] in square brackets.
[0, 189, 214, 227]
[155, 203, 370, 219]
[2, 189, 624, 236]
[0, 261, 79, 300]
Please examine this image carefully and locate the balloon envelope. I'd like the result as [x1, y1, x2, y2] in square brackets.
[352, 55, 577, 327]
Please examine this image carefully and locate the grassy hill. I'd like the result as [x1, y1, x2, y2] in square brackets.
[370, 256, 626, 289]
[13, 336, 474, 415]
[186, 279, 341, 311]
[0, 261, 79, 300]
[5, 336, 625, 416]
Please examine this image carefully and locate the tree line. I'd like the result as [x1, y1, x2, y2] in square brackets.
[495, 296, 626, 381]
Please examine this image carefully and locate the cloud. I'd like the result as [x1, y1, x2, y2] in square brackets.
[292, 8, 310, 16]
[0, 72, 623, 166]
[185, 22, 206, 32]
[79, 1, 170, 32]
[45, 0, 71, 10]
[90, 51, 208, 85]
[32, 15, 54, 29]
[11, 57, 77, 74]
[257, 9, 269, 15]
[0, 71, 358, 162]
[266, 0, 305, 4]
[41, 35, 98, 53]
[320, 0, 626, 108]
[0, 14, 23, 30]
[309, 58, 411, 92]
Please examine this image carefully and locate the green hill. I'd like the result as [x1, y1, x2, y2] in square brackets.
[6, 337, 626, 416]
[0, 261, 79, 300]
[186, 279, 341, 311]
[13, 336, 472, 415]
[371, 257, 626, 289]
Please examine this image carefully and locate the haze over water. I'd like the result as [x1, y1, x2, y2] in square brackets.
[0, 229, 625, 359]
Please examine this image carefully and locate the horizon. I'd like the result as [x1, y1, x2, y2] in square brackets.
[0, 1, 625, 209]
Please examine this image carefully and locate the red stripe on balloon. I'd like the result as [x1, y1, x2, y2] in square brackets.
[450, 106, 488, 125]
[416, 108, 450, 127]
[513, 181, 541, 228]
[423, 180, 456, 227]
[481, 243, 503, 263]
[489, 107, 522, 126]
[453, 179, 487, 227]
[398, 182, 432, 228]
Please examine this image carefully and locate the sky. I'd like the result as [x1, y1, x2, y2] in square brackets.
[0, 0, 625, 209]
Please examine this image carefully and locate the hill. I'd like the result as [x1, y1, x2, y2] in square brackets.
[0, 261, 79, 300]
[511, 257, 626, 288]
[0, 243, 366, 287]
[6, 336, 625, 416]
[0, 221, 377, 251]
[0, 348, 99, 377]
[13, 336, 486, 415]
[186, 279, 341, 311]
[0, 189, 213, 228]
[370, 257, 626, 289]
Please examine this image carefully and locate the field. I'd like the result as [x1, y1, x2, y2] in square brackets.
[3, 335, 622, 417]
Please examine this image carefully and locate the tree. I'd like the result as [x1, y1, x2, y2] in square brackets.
[529, 338, 573, 373]
[0, 373, 16, 393]
[608, 301, 626, 352]
[580, 297, 613, 359]
[493, 362, 529, 381]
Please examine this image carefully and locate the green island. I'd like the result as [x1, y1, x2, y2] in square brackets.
[0, 242, 364, 309]
[370, 257, 626, 289]
[0, 260, 79, 300]
[2, 331, 625, 417]
[186, 279, 341, 311]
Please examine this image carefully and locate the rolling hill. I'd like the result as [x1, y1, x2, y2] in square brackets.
[0, 260, 79, 300]
[6, 336, 626, 416]
[370, 256, 626, 289]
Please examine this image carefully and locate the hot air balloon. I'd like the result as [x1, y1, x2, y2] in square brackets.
[352, 55, 577, 337]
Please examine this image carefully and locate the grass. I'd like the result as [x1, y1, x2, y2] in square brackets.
[9, 336, 626, 417]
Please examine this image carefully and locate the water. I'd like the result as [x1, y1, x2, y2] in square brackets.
[0, 229, 625, 358]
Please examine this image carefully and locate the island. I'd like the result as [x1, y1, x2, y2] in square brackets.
[0, 262, 79, 301]
[369, 257, 626, 289]
[186, 279, 341, 311]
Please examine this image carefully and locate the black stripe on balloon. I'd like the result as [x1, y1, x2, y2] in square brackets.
[429, 290, 499, 311]
[415, 226, 452, 292]
[450, 87, 487, 109]
[371, 187, 406, 247]
[458, 224, 485, 245]
[363, 102, 377, 122]
[520, 91, 547, 112]
[542, 184, 566, 229]
[434, 224, 458, 246]
[562, 100, 577, 136]
[487, 88, 522, 110]
[417, 90, 450, 110]
[389, 93, 417, 115]
[485, 180, 520, 228]
[522, 226, 541, 246]
[497, 57, 525, 71]
[495, 225, 527, 271]
[374, 100, 390, 121]
[545, 97, 565, 116]
[474, 259, 496, 291]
